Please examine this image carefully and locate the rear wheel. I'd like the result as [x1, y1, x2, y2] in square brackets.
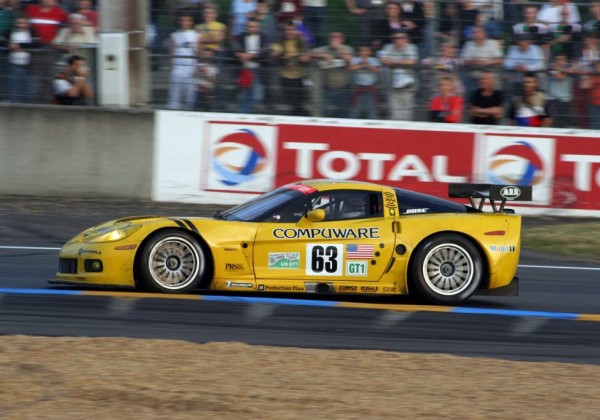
[411, 234, 482, 304]
[137, 230, 207, 293]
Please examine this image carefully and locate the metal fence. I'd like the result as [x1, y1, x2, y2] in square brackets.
[1, 1, 599, 129]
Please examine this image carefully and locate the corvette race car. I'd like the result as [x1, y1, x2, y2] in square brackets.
[53, 180, 531, 304]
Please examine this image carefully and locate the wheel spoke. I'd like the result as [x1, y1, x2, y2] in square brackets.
[147, 236, 202, 290]
[422, 242, 476, 297]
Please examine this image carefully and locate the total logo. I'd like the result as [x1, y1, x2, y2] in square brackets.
[206, 123, 277, 192]
[487, 141, 545, 186]
[282, 142, 468, 183]
[480, 136, 555, 205]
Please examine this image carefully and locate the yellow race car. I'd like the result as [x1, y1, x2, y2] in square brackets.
[53, 180, 531, 304]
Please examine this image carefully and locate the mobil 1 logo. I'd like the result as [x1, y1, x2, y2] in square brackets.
[306, 244, 343, 276]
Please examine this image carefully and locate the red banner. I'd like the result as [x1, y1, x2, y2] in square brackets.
[276, 125, 475, 198]
[273, 123, 600, 213]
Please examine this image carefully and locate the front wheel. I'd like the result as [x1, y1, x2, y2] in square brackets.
[411, 234, 483, 305]
[137, 230, 207, 293]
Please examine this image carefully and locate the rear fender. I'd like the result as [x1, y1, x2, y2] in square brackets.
[406, 230, 490, 293]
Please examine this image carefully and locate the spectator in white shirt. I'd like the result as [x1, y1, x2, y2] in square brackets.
[512, 5, 549, 45]
[6, 15, 40, 103]
[537, 0, 580, 25]
[167, 13, 200, 111]
[460, 25, 503, 96]
[52, 13, 97, 53]
[378, 30, 418, 121]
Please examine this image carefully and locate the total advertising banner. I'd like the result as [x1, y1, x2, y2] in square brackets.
[154, 111, 600, 216]
[275, 125, 474, 200]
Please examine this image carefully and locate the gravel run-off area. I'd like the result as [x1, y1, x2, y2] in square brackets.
[1, 336, 599, 419]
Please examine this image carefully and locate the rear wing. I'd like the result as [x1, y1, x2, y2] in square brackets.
[448, 183, 533, 214]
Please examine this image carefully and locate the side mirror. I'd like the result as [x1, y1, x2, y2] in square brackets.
[305, 209, 325, 222]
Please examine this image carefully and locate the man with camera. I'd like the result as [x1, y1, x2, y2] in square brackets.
[52, 54, 93, 105]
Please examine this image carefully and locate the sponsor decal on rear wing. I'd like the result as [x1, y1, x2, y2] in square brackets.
[448, 183, 533, 213]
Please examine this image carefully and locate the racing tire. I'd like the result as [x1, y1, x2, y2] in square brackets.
[137, 230, 207, 293]
[411, 234, 483, 305]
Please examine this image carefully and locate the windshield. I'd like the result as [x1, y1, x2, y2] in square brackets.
[218, 186, 309, 222]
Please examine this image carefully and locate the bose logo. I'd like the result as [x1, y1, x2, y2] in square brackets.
[404, 208, 429, 214]
[500, 186, 521, 200]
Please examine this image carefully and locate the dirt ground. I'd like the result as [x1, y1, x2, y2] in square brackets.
[1, 336, 599, 419]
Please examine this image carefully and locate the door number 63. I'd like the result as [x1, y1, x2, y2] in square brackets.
[306, 244, 342, 276]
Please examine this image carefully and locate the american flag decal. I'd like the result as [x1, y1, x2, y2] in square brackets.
[346, 244, 374, 259]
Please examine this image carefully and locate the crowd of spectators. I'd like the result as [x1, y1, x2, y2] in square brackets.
[0, 0, 96, 105]
[3, 1, 600, 129]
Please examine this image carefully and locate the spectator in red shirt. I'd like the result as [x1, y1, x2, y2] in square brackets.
[25, 0, 68, 44]
[76, 0, 99, 32]
[429, 75, 464, 123]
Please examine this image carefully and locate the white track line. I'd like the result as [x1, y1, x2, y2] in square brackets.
[0, 246, 61, 251]
[518, 264, 600, 271]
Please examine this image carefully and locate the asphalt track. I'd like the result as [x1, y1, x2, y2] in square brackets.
[0, 197, 599, 364]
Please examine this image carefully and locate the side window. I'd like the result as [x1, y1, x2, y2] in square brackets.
[394, 188, 466, 215]
[314, 190, 382, 221]
[263, 194, 315, 223]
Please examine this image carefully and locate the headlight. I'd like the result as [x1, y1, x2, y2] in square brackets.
[85, 224, 142, 243]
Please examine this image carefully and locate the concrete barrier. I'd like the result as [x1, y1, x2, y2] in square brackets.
[0, 104, 154, 199]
